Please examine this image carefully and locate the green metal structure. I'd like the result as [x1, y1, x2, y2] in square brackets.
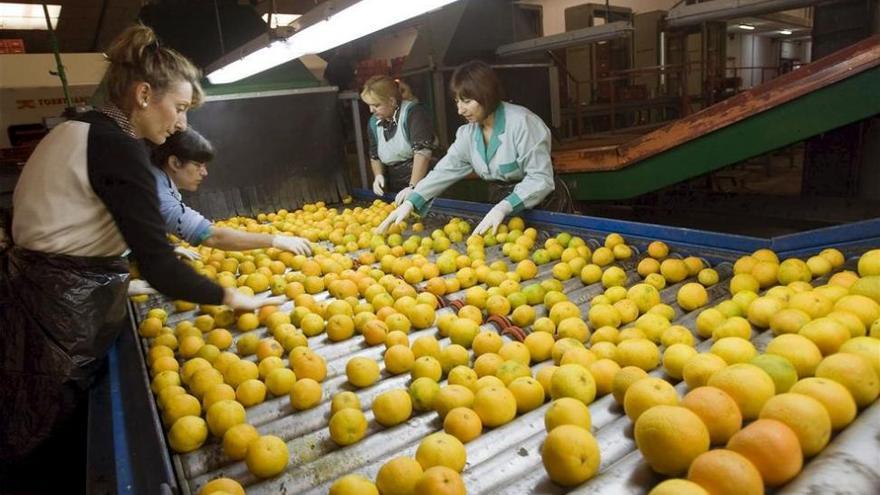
[443, 46, 880, 202]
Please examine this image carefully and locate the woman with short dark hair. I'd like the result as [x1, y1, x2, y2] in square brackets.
[378, 60, 567, 235]
[149, 128, 311, 255]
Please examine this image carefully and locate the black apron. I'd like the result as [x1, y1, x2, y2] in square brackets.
[0, 246, 130, 459]
[486, 173, 574, 213]
[385, 160, 415, 193]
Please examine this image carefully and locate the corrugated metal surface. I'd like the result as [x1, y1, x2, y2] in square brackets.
[131, 209, 880, 495]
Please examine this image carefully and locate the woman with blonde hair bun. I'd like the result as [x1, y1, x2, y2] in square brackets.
[0, 24, 280, 471]
[361, 75, 437, 204]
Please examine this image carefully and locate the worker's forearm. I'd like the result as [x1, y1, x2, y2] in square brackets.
[371, 159, 384, 177]
[202, 227, 274, 251]
[410, 153, 431, 185]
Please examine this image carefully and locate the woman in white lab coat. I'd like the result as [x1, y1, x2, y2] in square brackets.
[377, 60, 569, 236]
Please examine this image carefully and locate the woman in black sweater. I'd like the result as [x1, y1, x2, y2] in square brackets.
[0, 25, 276, 460]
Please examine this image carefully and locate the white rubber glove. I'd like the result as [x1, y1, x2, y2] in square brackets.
[223, 289, 286, 311]
[473, 200, 514, 237]
[376, 201, 414, 234]
[372, 174, 385, 196]
[272, 235, 312, 256]
[394, 186, 413, 206]
[174, 246, 201, 261]
[128, 279, 157, 296]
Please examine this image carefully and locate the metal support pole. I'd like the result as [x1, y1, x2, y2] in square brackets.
[43, 3, 72, 110]
[350, 99, 368, 189]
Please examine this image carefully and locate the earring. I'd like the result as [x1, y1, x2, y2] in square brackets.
[141, 101, 148, 108]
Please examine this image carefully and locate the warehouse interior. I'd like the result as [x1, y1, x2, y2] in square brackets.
[0, 0, 879, 494]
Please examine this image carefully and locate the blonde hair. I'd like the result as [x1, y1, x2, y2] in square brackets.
[361, 75, 417, 105]
[104, 24, 204, 108]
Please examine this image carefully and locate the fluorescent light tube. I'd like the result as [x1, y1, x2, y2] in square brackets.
[0, 2, 60, 30]
[208, 0, 460, 84]
[779, 29, 792, 35]
[737, 24, 756, 30]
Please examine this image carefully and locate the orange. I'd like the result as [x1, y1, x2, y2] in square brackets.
[541, 425, 601, 486]
[681, 386, 742, 445]
[544, 397, 591, 432]
[328, 474, 378, 495]
[384, 345, 415, 375]
[789, 377, 857, 431]
[549, 363, 597, 405]
[433, 385, 475, 419]
[472, 385, 517, 427]
[329, 408, 368, 446]
[648, 479, 708, 495]
[727, 419, 802, 486]
[707, 363, 775, 420]
[376, 457, 424, 495]
[222, 423, 259, 460]
[168, 415, 208, 453]
[839, 336, 880, 377]
[507, 376, 546, 414]
[235, 379, 266, 407]
[416, 432, 467, 472]
[372, 389, 412, 427]
[206, 400, 246, 437]
[414, 466, 466, 495]
[687, 449, 764, 495]
[634, 405, 710, 475]
[662, 344, 698, 380]
[443, 407, 482, 443]
[615, 338, 660, 371]
[759, 393, 831, 457]
[330, 391, 361, 415]
[162, 393, 201, 426]
[816, 353, 879, 409]
[765, 333, 823, 378]
[681, 353, 727, 390]
[611, 366, 648, 405]
[798, 317, 850, 355]
[290, 350, 327, 382]
[587, 359, 621, 397]
[409, 377, 441, 412]
[289, 378, 322, 410]
[198, 477, 245, 495]
[624, 377, 679, 421]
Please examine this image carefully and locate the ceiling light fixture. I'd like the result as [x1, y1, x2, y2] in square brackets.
[208, 0, 460, 84]
[779, 29, 792, 35]
[738, 24, 756, 30]
[0, 2, 60, 30]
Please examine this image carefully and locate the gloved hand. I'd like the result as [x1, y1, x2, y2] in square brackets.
[376, 201, 414, 234]
[223, 289, 286, 311]
[128, 279, 157, 296]
[174, 246, 201, 261]
[272, 235, 312, 256]
[372, 174, 385, 196]
[473, 200, 514, 237]
[394, 186, 413, 206]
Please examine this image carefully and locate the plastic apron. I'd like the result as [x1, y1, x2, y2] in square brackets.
[376, 100, 416, 193]
[0, 245, 130, 459]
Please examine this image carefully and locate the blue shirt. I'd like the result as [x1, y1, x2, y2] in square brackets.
[149, 166, 212, 245]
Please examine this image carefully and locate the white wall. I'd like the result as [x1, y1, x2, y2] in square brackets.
[519, 0, 678, 35]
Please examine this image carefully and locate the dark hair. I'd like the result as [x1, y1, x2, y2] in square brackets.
[152, 128, 215, 168]
[104, 24, 204, 107]
[450, 60, 503, 115]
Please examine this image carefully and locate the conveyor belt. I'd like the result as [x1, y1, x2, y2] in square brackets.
[113, 198, 880, 494]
